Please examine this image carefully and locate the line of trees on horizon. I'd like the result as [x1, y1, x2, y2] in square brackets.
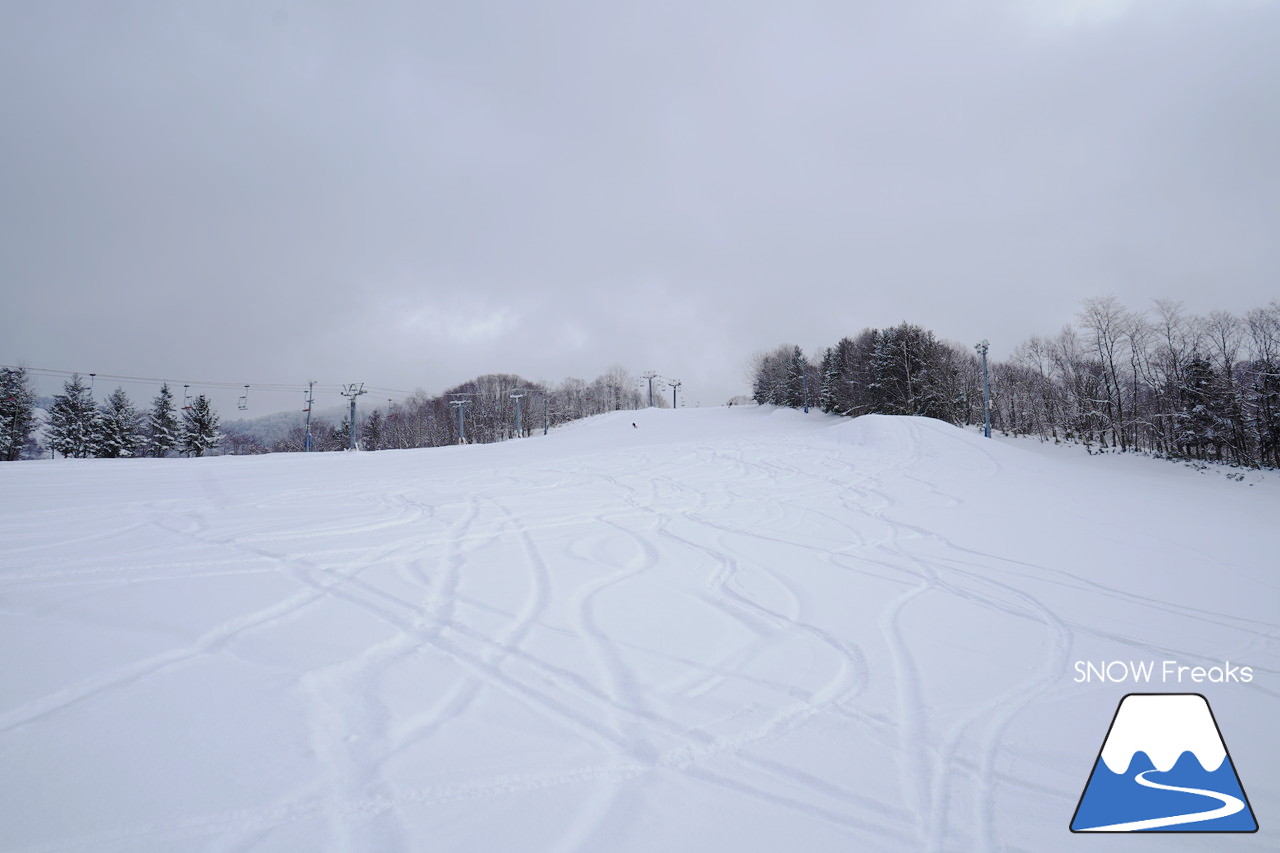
[247, 366, 651, 454]
[1, 370, 221, 460]
[749, 297, 1280, 469]
[1, 365, 654, 460]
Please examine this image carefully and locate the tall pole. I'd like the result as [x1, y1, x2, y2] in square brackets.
[304, 380, 316, 451]
[641, 371, 660, 408]
[802, 372, 809, 414]
[341, 383, 367, 450]
[450, 397, 471, 444]
[668, 379, 681, 409]
[511, 392, 525, 437]
[975, 340, 992, 439]
[544, 394, 549, 435]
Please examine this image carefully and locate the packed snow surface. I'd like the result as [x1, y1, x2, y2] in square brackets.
[1, 408, 1276, 852]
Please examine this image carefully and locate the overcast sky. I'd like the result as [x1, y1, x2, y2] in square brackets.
[3, 0, 1277, 415]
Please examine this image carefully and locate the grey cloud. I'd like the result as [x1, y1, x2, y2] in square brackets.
[2, 1, 1277, 412]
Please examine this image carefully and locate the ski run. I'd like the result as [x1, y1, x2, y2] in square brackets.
[1, 406, 1275, 851]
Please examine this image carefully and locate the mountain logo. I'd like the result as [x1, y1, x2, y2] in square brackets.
[1070, 693, 1258, 832]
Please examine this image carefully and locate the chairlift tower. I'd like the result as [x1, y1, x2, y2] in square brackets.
[303, 381, 316, 451]
[510, 390, 526, 437]
[667, 378, 681, 409]
[640, 371, 661, 408]
[975, 340, 992, 439]
[341, 383, 367, 450]
[449, 395, 473, 444]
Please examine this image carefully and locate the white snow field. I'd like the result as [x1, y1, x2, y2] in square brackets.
[1, 407, 1276, 852]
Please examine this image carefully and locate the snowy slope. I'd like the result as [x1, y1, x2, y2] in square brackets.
[0, 407, 1275, 852]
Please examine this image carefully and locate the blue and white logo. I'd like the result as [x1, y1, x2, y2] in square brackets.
[1071, 693, 1257, 832]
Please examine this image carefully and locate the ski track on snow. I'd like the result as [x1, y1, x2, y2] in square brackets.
[2, 411, 1275, 853]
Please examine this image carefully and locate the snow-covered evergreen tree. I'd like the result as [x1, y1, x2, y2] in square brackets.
[47, 374, 98, 458]
[96, 387, 143, 458]
[818, 335, 865, 416]
[332, 415, 353, 450]
[362, 409, 384, 451]
[1247, 357, 1280, 468]
[145, 383, 181, 457]
[181, 395, 222, 457]
[1178, 355, 1227, 459]
[817, 347, 837, 413]
[1, 366, 38, 461]
[784, 346, 809, 408]
[836, 334, 872, 416]
[868, 323, 944, 418]
[1245, 304, 1280, 467]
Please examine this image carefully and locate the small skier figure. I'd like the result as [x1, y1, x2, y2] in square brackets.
[632, 422, 637, 428]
